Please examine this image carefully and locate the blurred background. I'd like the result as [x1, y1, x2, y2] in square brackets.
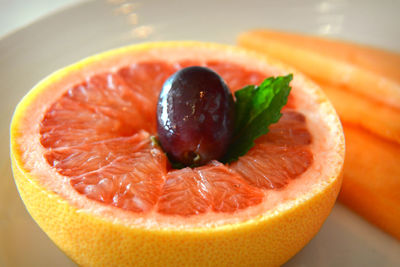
[0, 0, 82, 37]
[1, 0, 399, 50]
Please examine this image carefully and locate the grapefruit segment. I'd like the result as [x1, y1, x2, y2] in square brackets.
[117, 61, 176, 127]
[44, 132, 150, 176]
[259, 110, 312, 146]
[45, 130, 168, 212]
[158, 167, 211, 216]
[40, 74, 153, 149]
[232, 143, 313, 189]
[158, 162, 264, 216]
[10, 42, 344, 266]
[197, 162, 264, 213]
[231, 110, 313, 189]
[71, 143, 167, 213]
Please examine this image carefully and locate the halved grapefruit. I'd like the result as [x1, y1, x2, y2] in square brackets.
[10, 42, 344, 266]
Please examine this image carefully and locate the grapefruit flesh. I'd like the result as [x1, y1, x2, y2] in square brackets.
[11, 42, 344, 266]
[39, 60, 312, 216]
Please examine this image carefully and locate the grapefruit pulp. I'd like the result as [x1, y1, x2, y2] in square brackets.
[10, 42, 344, 266]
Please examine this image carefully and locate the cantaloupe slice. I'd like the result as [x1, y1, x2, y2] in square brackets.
[320, 82, 400, 143]
[341, 125, 400, 239]
[238, 29, 400, 111]
[238, 29, 400, 83]
[238, 29, 400, 240]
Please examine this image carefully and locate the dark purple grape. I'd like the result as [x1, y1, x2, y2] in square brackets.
[156, 66, 234, 166]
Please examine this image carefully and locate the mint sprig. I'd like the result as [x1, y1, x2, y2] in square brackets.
[221, 74, 293, 163]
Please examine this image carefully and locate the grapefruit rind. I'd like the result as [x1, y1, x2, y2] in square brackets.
[11, 41, 344, 266]
[12, 152, 342, 266]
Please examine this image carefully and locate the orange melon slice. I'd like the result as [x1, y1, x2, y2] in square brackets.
[320, 81, 400, 143]
[238, 29, 400, 114]
[238, 29, 400, 83]
[340, 125, 400, 239]
[238, 29, 400, 239]
[10, 42, 344, 266]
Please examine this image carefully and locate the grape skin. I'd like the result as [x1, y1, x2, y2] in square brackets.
[156, 66, 234, 166]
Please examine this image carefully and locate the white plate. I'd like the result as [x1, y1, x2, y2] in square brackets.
[1, 0, 399, 266]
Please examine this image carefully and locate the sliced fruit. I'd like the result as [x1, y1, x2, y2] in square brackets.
[10, 42, 344, 266]
[340, 125, 400, 239]
[320, 81, 400, 143]
[238, 29, 400, 111]
[238, 29, 400, 83]
[238, 29, 400, 239]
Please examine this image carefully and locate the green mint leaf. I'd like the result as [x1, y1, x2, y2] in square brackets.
[221, 74, 293, 163]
